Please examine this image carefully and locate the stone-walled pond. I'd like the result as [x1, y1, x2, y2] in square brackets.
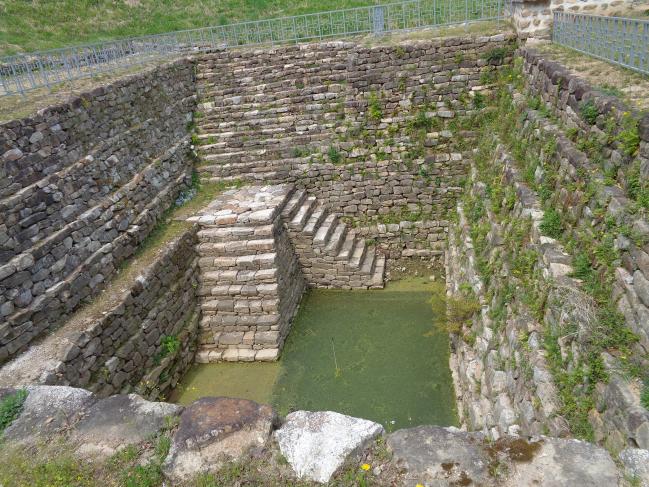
[171, 278, 457, 431]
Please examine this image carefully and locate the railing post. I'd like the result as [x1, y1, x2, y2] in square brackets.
[372, 5, 385, 34]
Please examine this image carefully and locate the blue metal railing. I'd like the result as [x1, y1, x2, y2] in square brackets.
[553, 11, 649, 76]
[0, 0, 506, 97]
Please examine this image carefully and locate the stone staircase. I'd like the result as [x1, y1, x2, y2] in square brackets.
[188, 184, 385, 362]
[281, 189, 384, 289]
[193, 43, 441, 185]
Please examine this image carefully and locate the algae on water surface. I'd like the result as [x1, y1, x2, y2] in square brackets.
[172, 279, 457, 430]
[272, 279, 458, 430]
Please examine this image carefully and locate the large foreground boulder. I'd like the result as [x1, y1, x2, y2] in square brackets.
[3, 385, 94, 444]
[70, 393, 182, 458]
[275, 410, 384, 483]
[163, 397, 276, 482]
[388, 425, 619, 487]
[388, 425, 494, 485]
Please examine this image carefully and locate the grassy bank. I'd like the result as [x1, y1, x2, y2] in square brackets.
[0, 0, 381, 55]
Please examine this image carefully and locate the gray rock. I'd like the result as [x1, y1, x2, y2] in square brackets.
[619, 448, 649, 487]
[388, 425, 495, 486]
[275, 410, 384, 483]
[163, 397, 276, 482]
[388, 427, 618, 487]
[3, 385, 94, 443]
[70, 393, 182, 458]
[509, 437, 618, 487]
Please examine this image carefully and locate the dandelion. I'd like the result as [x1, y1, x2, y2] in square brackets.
[361, 463, 371, 471]
[416, 484, 425, 487]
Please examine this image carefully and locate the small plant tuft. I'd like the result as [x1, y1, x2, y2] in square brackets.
[367, 91, 383, 122]
[0, 389, 28, 434]
[579, 100, 599, 125]
[539, 208, 563, 238]
[327, 146, 342, 164]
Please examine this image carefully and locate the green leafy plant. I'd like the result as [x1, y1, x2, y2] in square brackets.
[367, 91, 383, 122]
[473, 92, 485, 109]
[579, 100, 599, 125]
[485, 46, 508, 64]
[409, 109, 435, 131]
[539, 208, 563, 238]
[327, 146, 342, 164]
[641, 379, 649, 410]
[617, 112, 640, 156]
[0, 389, 27, 434]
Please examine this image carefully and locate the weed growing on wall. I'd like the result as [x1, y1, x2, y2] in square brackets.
[538, 208, 563, 239]
[617, 112, 641, 157]
[367, 91, 383, 122]
[579, 100, 599, 125]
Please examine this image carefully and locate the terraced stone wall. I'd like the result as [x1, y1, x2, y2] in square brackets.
[194, 34, 518, 259]
[447, 51, 649, 452]
[520, 49, 649, 450]
[0, 59, 197, 364]
[53, 229, 200, 399]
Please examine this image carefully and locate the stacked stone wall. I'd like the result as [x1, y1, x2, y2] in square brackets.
[447, 146, 570, 439]
[448, 51, 649, 451]
[0, 228, 200, 401]
[194, 35, 517, 258]
[515, 60, 649, 448]
[0, 59, 197, 364]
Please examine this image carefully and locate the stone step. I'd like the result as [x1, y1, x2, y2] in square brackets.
[200, 313, 280, 328]
[203, 172, 284, 184]
[303, 206, 327, 236]
[201, 297, 280, 314]
[197, 83, 347, 101]
[199, 102, 343, 123]
[200, 268, 278, 284]
[336, 230, 357, 261]
[199, 282, 279, 298]
[200, 133, 329, 155]
[199, 252, 277, 271]
[197, 225, 274, 243]
[282, 189, 308, 221]
[324, 223, 347, 255]
[369, 254, 386, 289]
[289, 196, 316, 230]
[360, 248, 376, 276]
[196, 239, 275, 257]
[314, 213, 338, 247]
[349, 241, 367, 269]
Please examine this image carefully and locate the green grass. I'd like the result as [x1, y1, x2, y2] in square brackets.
[0, 389, 28, 435]
[0, 0, 384, 55]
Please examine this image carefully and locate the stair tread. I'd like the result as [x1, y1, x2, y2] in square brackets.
[314, 213, 337, 246]
[336, 230, 357, 260]
[324, 223, 347, 254]
[290, 197, 316, 229]
[282, 189, 308, 220]
[303, 205, 327, 235]
[349, 241, 367, 268]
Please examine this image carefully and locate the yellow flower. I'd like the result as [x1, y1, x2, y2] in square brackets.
[416, 484, 425, 487]
[361, 463, 371, 471]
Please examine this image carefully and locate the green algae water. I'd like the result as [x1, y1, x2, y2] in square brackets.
[170, 362, 280, 405]
[171, 278, 457, 430]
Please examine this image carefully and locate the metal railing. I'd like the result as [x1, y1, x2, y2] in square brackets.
[553, 11, 649, 76]
[0, 0, 506, 97]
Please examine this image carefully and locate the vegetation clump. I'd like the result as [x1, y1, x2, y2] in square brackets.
[539, 208, 563, 239]
[579, 100, 599, 125]
[367, 91, 383, 122]
[0, 389, 28, 434]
